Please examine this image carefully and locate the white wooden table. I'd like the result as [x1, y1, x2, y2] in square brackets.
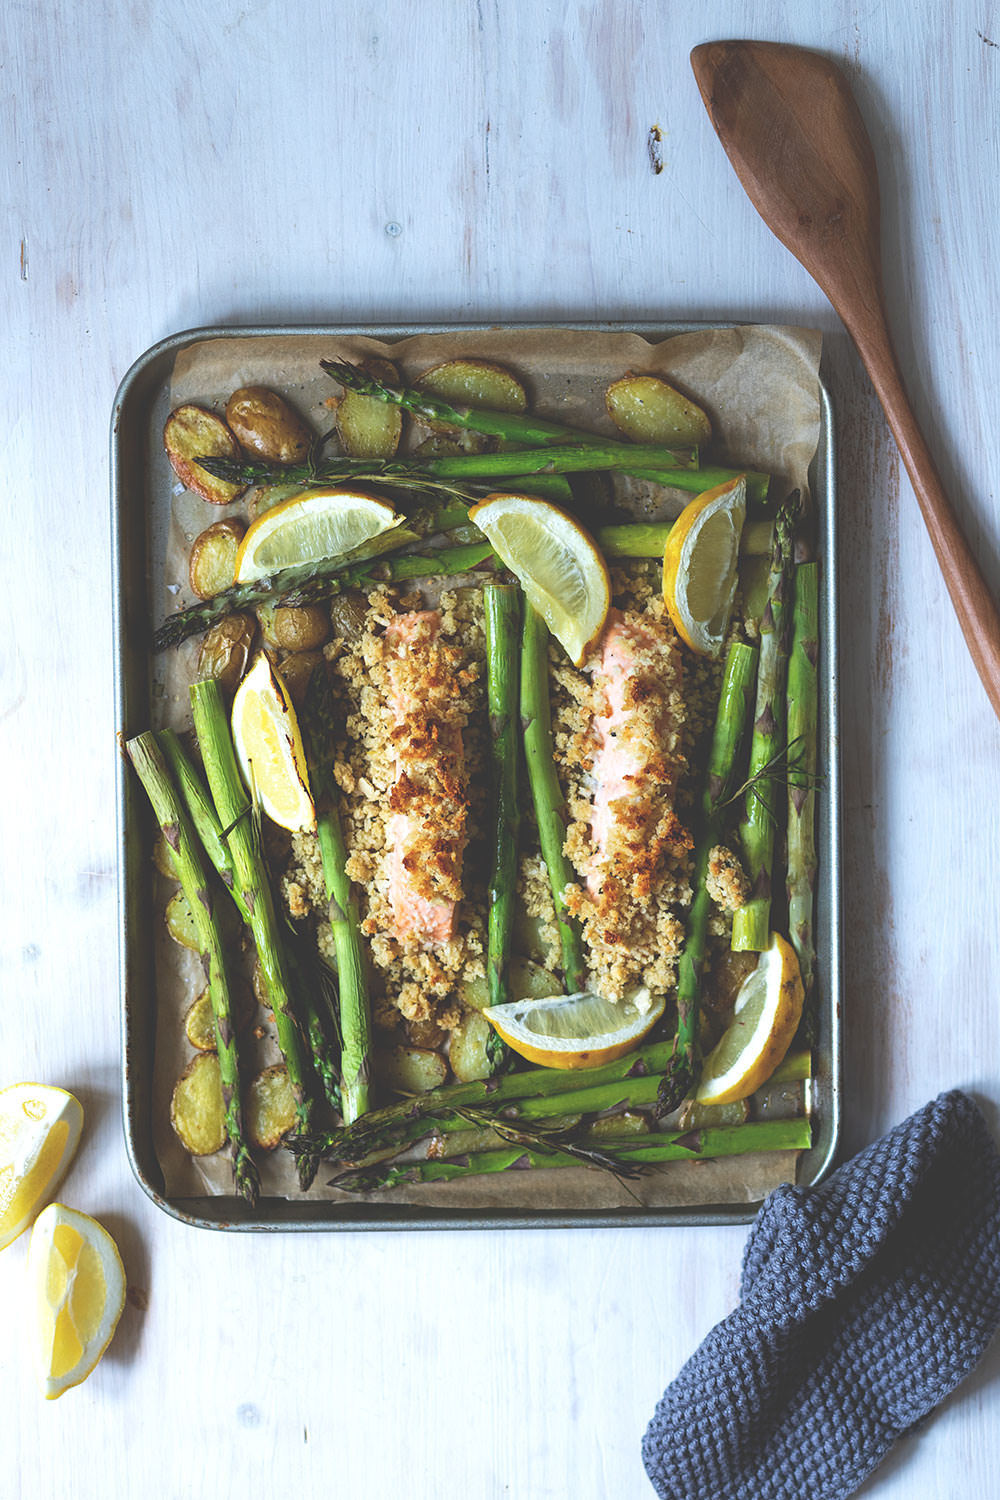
[3, 3, 999, 1496]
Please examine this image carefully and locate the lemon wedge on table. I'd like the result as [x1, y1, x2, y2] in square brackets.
[233, 487, 401, 583]
[468, 493, 611, 666]
[27, 1203, 125, 1400]
[662, 474, 746, 656]
[0, 1083, 83, 1252]
[483, 988, 665, 1070]
[695, 932, 804, 1104]
[231, 654, 316, 832]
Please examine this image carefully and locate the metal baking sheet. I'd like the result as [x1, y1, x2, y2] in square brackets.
[111, 322, 841, 1231]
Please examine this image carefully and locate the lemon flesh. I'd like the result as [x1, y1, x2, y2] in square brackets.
[231, 654, 316, 832]
[695, 933, 804, 1104]
[663, 475, 746, 656]
[234, 488, 400, 582]
[0, 1084, 83, 1251]
[28, 1202, 125, 1399]
[469, 494, 610, 666]
[484, 988, 664, 1070]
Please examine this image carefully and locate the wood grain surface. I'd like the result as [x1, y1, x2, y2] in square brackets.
[3, 2, 1000, 1497]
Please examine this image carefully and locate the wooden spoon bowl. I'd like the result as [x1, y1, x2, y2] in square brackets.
[691, 40, 1000, 719]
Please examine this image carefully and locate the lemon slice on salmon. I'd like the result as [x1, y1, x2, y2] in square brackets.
[0, 1084, 84, 1252]
[468, 493, 610, 665]
[234, 488, 402, 583]
[695, 932, 804, 1104]
[231, 654, 316, 831]
[483, 988, 665, 1070]
[662, 475, 746, 656]
[27, 1203, 126, 1399]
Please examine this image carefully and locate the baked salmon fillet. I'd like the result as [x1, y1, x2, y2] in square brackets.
[564, 605, 691, 997]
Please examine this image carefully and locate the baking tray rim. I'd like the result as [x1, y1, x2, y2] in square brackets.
[112, 319, 842, 1232]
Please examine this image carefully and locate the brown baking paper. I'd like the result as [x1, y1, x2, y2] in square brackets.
[150, 324, 822, 1214]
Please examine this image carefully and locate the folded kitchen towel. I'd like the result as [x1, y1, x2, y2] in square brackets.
[642, 1089, 1000, 1500]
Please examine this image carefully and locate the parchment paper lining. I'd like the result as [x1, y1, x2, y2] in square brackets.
[150, 325, 822, 1214]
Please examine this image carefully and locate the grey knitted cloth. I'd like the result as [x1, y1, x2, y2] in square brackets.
[642, 1090, 1000, 1500]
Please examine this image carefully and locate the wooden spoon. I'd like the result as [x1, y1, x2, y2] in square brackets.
[691, 39, 1000, 719]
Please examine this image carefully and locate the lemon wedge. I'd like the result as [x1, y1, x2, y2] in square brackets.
[483, 987, 665, 1070]
[0, 1084, 83, 1252]
[468, 493, 610, 665]
[231, 654, 316, 831]
[695, 932, 804, 1104]
[662, 474, 746, 656]
[27, 1202, 125, 1399]
[233, 487, 401, 583]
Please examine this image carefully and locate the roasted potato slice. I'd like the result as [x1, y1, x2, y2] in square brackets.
[189, 518, 246, 600]
[448, 1011, 493, 1083]
[376, 1045, 448, 1097]
[404, 1015, 448, 1051]
[195, 612, 256, 699]
[328, 591, 370, 641]
[184, 985, 255, 1051]
[247, 1064, 296, 1149]
[416, 359, 527, 421]
[165, 889, 200, 951]
[275, 650, 324, 707]
[458, 956, 562, 1013]
[334, 359, 404, 459]
[170, 1053, 226, 1155]
[225, 386, 313, 463]
[152, 829, 177, 878]
[605, 374, 712, 448]
[163, 404, 246, 505]
[675, 1097, 750, 1130]
[270, 604, 331, 652]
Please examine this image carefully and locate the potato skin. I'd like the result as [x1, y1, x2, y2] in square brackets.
[189, 518, 246, 600]
[164, 404, 246, 505]
[195, 612, 256, 699]
[270, 604, 330, 652]
[225, 386, 313, 463]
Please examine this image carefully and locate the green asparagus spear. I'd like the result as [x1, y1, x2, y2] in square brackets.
[731, 493, 801, 951]
[484, 585, 523, 1070]
[189, 679, 318, 1180]
[301, 664, 373, 1125]
[126, 732, 260, 1205]
[786, 561, 820, 1029]
[656, 642, 759, 1116]
[332, 1118, 812, 1191]
[293, 1038, 681, 1167]
[519, 606, 588, 993]
[595, 519, 774, 560]
[280, 538, 495, 609]
[321, 358, 620, 448]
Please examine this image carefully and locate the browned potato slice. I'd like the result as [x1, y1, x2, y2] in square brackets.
[225, 386, 313, 462]
[587, 1109, 652, 1139]
[377, 1045, 448, 1096]
[675, 1097, 750, 1130]
[405, 1015, 448, 1051]
[247, 1064, 296, 1149]
[164, 404, 246, 505]
[270, 604, 330, 652]
[170, 1053, 226, 1155]
[334, 359, 404, 459]
[276, 650, 324, 707]
[458, 956, 562, 1013]
[189, 518, 246, 600]
[605, 374, 712, 448]
[152, 829, 176, 878]
[328, 591, 370, 641]
[448, 1011, 493, 1083]
[184, 985, 255, 1051]
[195, 612, 256, 699]
[165, 889, 200, 950]
[417, 359, 527, 417]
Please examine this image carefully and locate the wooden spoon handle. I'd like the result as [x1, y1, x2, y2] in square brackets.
[851, 313, 1000, 720]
